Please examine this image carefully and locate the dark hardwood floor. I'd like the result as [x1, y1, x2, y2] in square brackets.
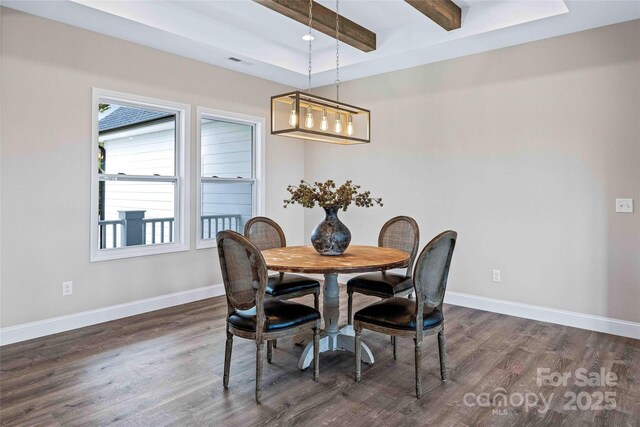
[1, 289, 638, 426]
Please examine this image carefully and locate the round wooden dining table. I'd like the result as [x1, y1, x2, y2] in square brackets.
[261, 245, 410, 369]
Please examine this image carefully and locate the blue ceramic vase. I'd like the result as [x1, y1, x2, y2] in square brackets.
[310, 206, 351, 256]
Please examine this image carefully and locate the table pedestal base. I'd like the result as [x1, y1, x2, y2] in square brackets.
[298, 273, 375, 370]
[298, 325, 374, 369]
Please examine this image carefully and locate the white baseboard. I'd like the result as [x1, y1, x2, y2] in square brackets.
[313, 273, 639, 339]
[444, 291, 640, 340]
[3, 281, 638, 346]
[0, 284, 225, 346]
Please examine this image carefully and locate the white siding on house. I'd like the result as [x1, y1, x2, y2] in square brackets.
[104, 181, 175, 220]
[201, 119, 252, 178]
[201, 182, 252, 215]
[200, 119, 254, 236]
[103, 125, 175, 176]
[102, 126, 176, 221]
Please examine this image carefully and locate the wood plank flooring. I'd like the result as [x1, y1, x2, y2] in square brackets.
[1, 289, 639, 426]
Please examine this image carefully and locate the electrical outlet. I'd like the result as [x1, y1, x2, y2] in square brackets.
[615, 198, 633, 213]
[62, 281, 73, 296]
[492, 269, 501, 283]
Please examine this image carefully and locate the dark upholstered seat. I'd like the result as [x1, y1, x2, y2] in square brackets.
[354, 297, 443, 331]
[228, 298, 321, 332]
[266, 273, 320, 297]
[347, 272, 413, 296]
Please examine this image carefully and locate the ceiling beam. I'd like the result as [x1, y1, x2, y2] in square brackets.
[405, 0, 461, 31]
[254, 0, 376, 52]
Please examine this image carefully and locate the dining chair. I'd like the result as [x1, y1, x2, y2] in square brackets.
[245, 217, 321, 350]
[347, 216, 420, 330]
[244, 217, 320, 311]
[217, 230, 320, 403]
[353, 230, 457, 398]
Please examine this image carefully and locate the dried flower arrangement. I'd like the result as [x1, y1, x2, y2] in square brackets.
[284, 180, 383, 211]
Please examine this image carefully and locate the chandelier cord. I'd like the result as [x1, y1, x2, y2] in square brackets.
[335, 0, 340, 102]
[308, 0, 312, 93]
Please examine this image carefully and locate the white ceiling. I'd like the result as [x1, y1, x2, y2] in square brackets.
[4, 0, 640, 88]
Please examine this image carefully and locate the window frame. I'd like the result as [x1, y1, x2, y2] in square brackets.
[90, 88, 191, 262]
[196, 107, 265, 249]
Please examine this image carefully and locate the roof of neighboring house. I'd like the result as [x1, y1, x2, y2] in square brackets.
[99, 106, 173, 133]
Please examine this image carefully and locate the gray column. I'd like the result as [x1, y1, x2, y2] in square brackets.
[119, 210, 146, 246]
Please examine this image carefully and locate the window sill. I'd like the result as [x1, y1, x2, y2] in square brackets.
[196, 238, 218, 250]
[90, 242, 189, 262]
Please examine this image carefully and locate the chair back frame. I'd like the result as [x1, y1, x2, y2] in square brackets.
[378, 216, 420, 277]
[217, 230, 270, 342]
[412, 230, 457, 341]
[244, 216, 286, 250]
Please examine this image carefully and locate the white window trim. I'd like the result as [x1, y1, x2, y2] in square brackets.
[90, 88, 191, 262]
[196, 107, 265, 249]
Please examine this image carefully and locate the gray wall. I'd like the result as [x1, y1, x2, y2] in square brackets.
[0, 8, 304, 327]
[1, 7, 638, 329]
[305, 20, 640, 323]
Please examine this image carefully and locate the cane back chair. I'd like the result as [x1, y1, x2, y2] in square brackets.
[347, 216, 420, 325]
[217, 231, 321, 403]
[354, 230, 457, 398]
[245, 217, 320, 312]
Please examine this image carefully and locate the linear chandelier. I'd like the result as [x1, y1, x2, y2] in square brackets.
[270, 0, 370, 145]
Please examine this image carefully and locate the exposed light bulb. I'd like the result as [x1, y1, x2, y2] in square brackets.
[320, 109, 329, 131]
[334, 113, 343, 134]
[304, 105, 314, 129]
[346, 114, 354, 136]
[288, 100, 297, 127]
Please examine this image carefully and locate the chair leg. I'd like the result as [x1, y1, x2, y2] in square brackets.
[223, 331, 233, 389]
[392, 336, 397, 360]
[355, 327, 362, 382]
[347, 289, 354, 325]
[438, 329, 447, 381]
[267, 340, 273, 364]
[313, 291, 320, 312]
[414, 338, 423, 398]
[313, 327, 319, 381]
[273, 339, 277, 349]
[256, 341, 264, 403]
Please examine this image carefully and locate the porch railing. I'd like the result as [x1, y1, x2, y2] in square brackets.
[201, 214, 242, 239]
[99, 219, 125, 249]
[99, 211, 242, 249]
[142, 217, 174, 244]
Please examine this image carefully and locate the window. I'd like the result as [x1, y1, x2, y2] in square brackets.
[91, 89, 190, 261]
[196, 108, 264, 249]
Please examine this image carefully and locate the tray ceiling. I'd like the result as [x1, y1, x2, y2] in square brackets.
[4, 0, 640, 88]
